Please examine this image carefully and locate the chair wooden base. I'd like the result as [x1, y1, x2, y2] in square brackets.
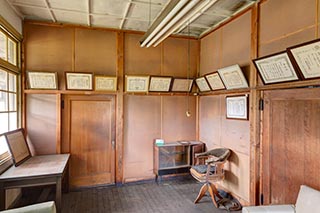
[194, 182, 222, 208]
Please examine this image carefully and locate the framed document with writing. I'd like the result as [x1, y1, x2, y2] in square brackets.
[149, 76, 172, 92]
[66, 72, 93, 90]
[217, 64, 248, 89]
[125, 75, 150, 93]
[205, 72, 225, 91]
[4, 128, 31, 166]
[226, 95, 248, 120]
[170, 78, 193, 92]
[195, 77, 211, 92]
[27, 71, 58, 90]
[287, 38, 320, 80]
[94, 75, 117, 91]
[253, 51, 299, 84]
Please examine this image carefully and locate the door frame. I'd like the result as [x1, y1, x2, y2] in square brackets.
[62, 94, 116, 186]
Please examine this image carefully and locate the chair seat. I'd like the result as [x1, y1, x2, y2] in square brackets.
[192, 165, 216, 174]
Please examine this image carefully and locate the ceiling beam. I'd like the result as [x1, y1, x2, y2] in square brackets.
[87, 0, 91, 26]
[43, 0, 56, 22]
[120, 1, 132, 29]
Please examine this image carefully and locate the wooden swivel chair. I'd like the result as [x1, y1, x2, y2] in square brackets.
[190, 148, 231, 207]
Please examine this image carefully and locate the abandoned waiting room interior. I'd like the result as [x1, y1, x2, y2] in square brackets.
[0, 0, 320, 212]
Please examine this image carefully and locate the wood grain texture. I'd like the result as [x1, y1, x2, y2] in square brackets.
[123, 95, 161, 182]
[26, 94, 57, 155]
[259, 0, 316, 44]
[200, 29, 222, 75]
[24, 24, 73, 90]
[124, 33, 161, 75]
[263, 88, 320, 205]
[74, 28, 117, 74]
[63, 95, 115, 188]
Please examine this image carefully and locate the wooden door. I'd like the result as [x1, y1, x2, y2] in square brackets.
[262, 88, 320, 205]
[63, 95, 115, 188]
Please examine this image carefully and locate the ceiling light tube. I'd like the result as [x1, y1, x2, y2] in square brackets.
[140, 0, 189, 47]
[175, 0, 218, 34]
[145, 0, 201, 47]
[152, 0, 218, 47]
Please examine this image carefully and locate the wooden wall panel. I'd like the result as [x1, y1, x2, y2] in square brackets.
[222, 152, 250, 202]
[24, 24, 73, 90]
[124, 33, 161, 75]
[259, 28, 315, 57]
[221, 11, 251, 69]
[199, 96, 221, 146]
[163, 38, 198, 77]
[260, 0, 316, 44]
[75, 29, 117, 74]
[26, 94, 57, 154]
[123, 95, 161, 182]
[200, 29, 222, 75]
[220, 95, 250, 155]
[162, 96, 196, 141]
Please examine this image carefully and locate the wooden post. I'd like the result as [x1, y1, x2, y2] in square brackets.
[116, 32, 124, 184]
[249, 2, 260, 205]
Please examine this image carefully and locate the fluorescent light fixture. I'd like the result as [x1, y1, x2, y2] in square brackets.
[140, 0, 218, 48]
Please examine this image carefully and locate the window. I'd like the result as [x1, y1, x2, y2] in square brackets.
[0, 17, 21, 172]
[0, 69, 18, 162]
[0, 30, 17, 66]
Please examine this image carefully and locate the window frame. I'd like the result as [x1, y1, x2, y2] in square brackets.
[0, 15, 22, 173]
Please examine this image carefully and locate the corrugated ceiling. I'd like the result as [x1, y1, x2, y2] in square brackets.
[6, 0, 257, 38]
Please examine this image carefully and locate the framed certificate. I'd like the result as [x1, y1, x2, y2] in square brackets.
[195, 77, 211, 92]
[65, 72, 93, 90]
[205, 72, 225, 91]
[287, 38, 320, 80]
[27, 71, 58, 90]
[217, 64, 249, 89]
[226, 95, 248, 120]
[125, 75, 150, 93]
[253, 51, 299, 84]
[94, 75, 117, 91]
[4, 128, 31, 166]
[149, 76, 172, 92]
[170, 78, 193, 92]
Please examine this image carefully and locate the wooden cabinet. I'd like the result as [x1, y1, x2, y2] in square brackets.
[153, 141, 204, 181]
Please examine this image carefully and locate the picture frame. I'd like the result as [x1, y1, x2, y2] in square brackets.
[217, 64, 249, 89]
[204, 72, 225, 91]
[226, 95, 248, 120]
[287, 38, 320, 80]
[65, 72, 93, 90]
[27, 71, 58, 90]
[253, 51, 299, 84]
[170, 78, 194, 92]
[195, 77, 211, 92]
[149, 76, 172, 92]
[94, 75, 117, 91]
[125, 75, 150, 93]
[4, 128, 31, 166]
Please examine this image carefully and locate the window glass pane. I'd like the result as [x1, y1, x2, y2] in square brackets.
[0, 136, 9, 155]
[0, 113, 8, 134]
[8, 73, 16, 92]
[9, 112, 17, 131]
[8, 38, 16, 66]
[0, 70, 7, 91]
[0, 92, 8, 111]
[9, 93, 16, 111]
[0, 32, 6, 61]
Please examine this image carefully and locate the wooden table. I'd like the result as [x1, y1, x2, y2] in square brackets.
[0, 154, 70, 213]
